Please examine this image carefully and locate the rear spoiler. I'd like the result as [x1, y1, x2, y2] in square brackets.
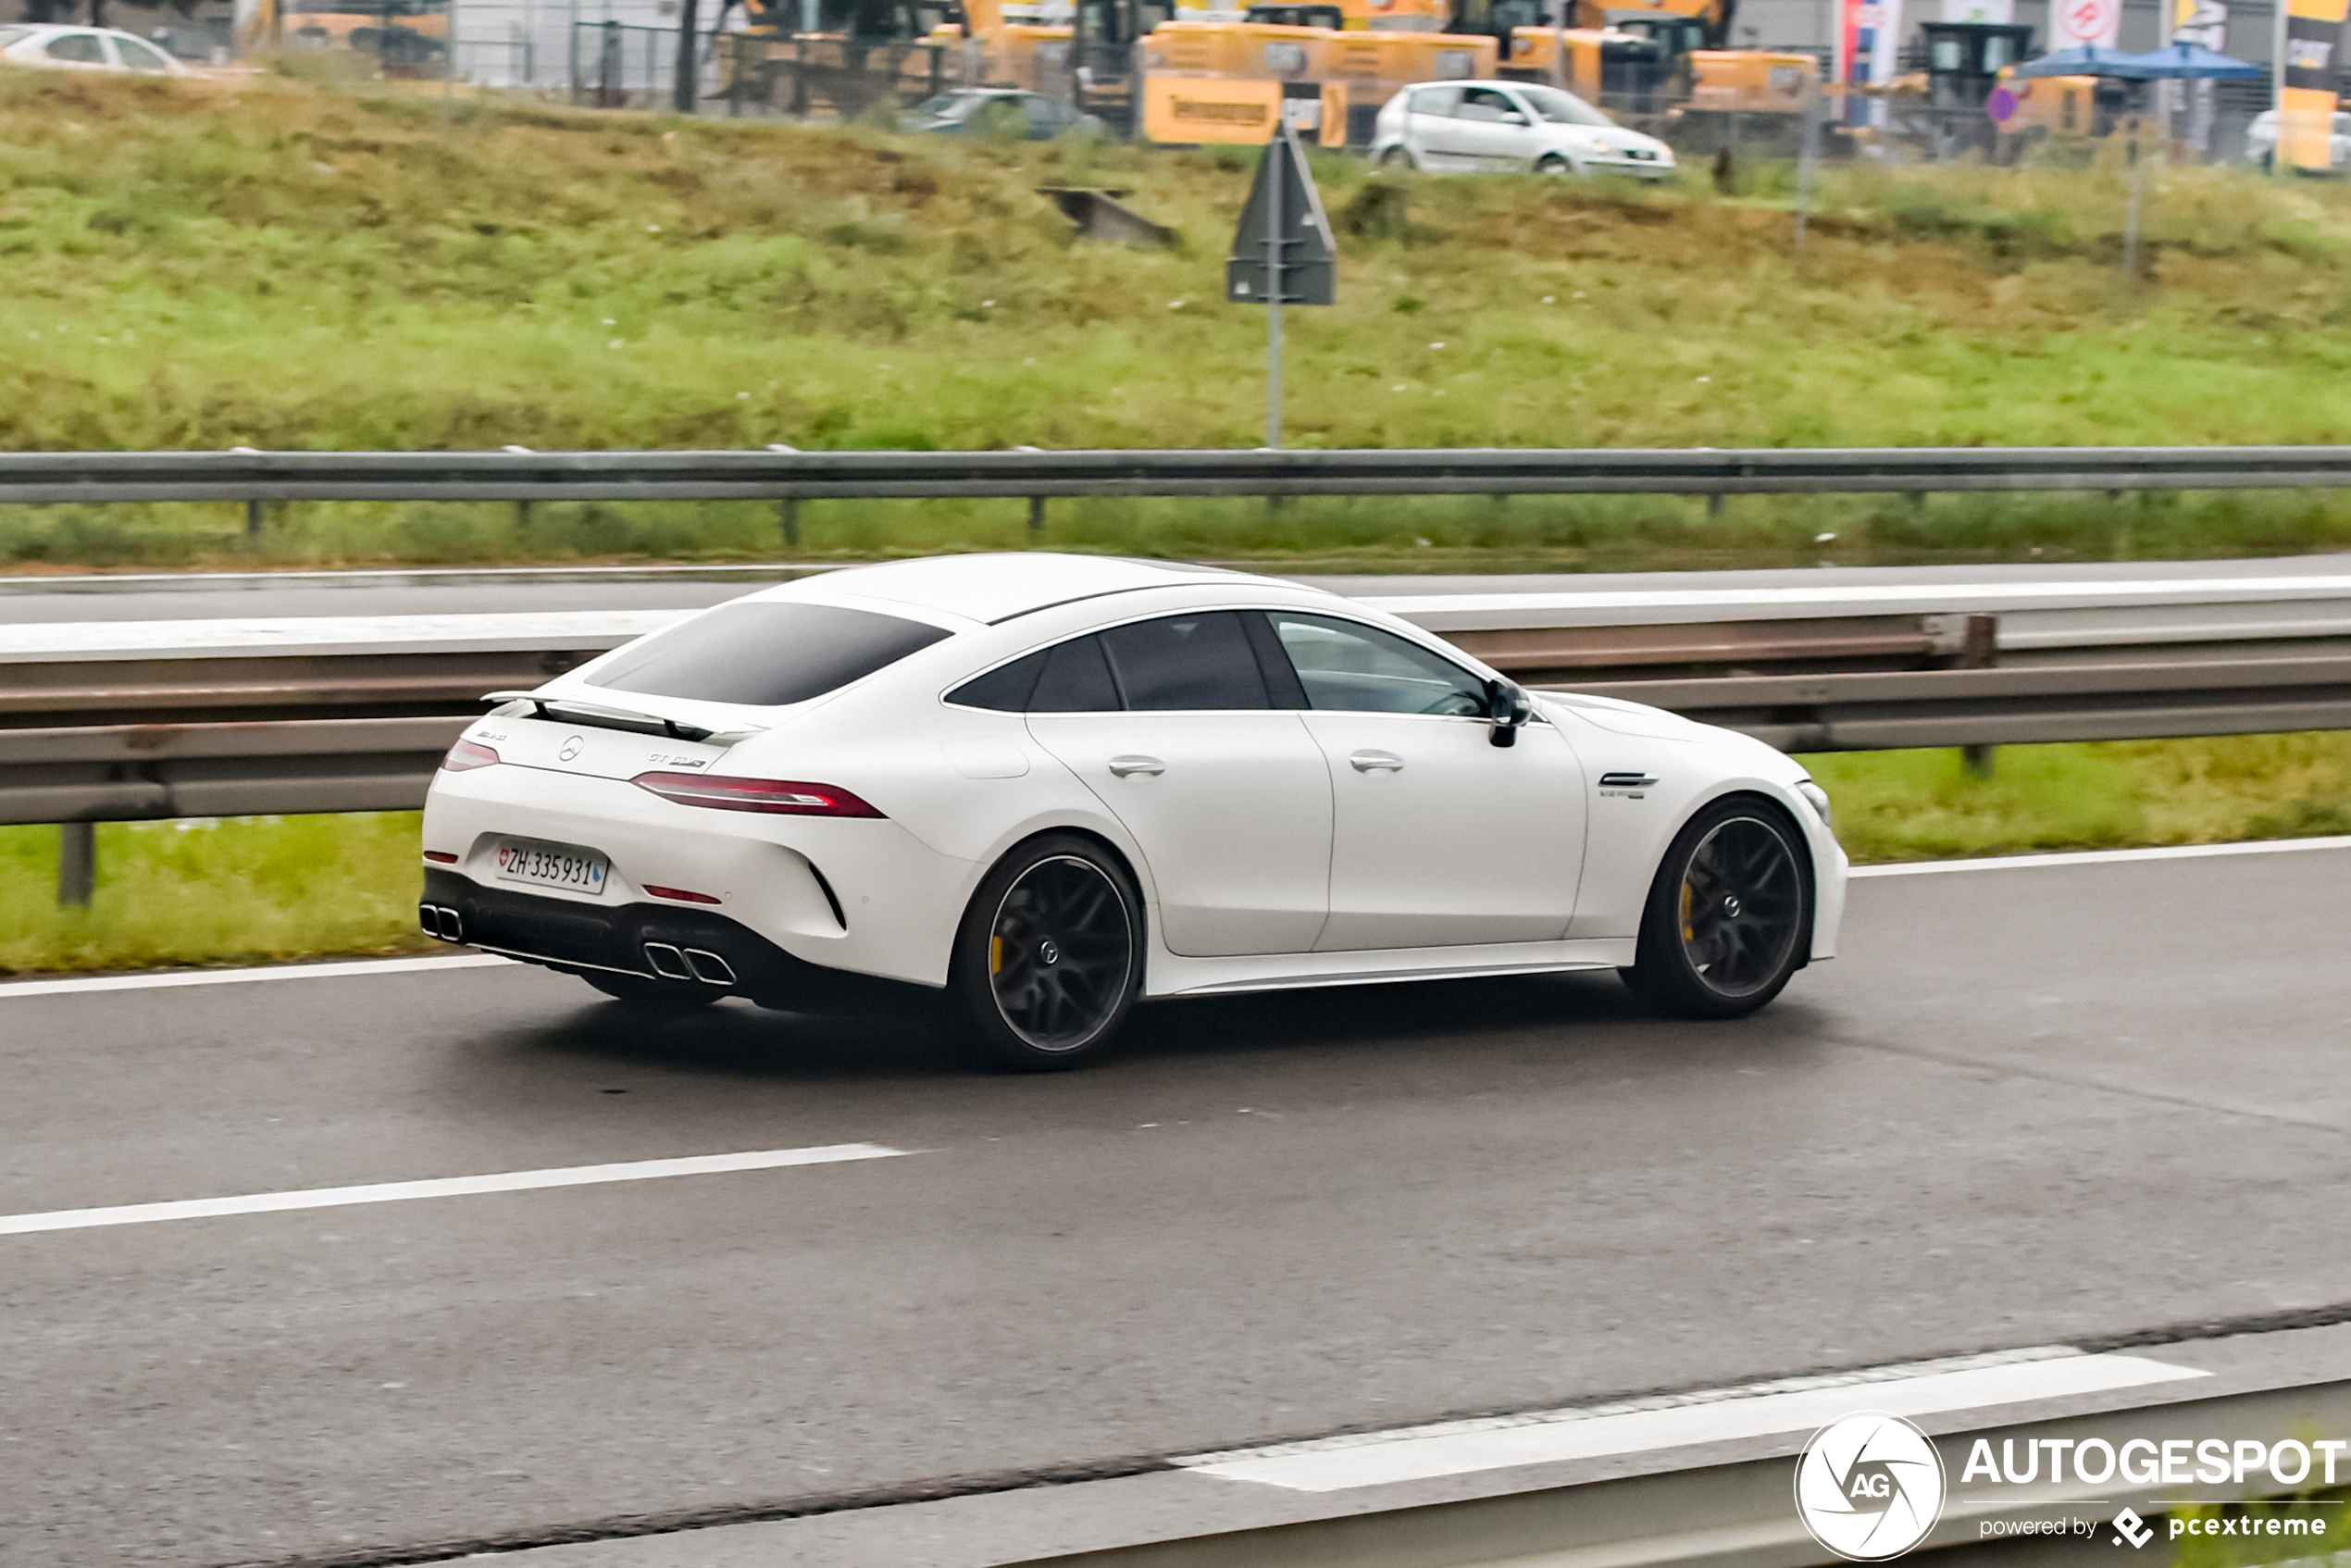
[481, 691, 766, 748]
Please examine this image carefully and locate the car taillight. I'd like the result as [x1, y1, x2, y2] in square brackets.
[441, 740, 500, 772]
[630, 772, 884, 817]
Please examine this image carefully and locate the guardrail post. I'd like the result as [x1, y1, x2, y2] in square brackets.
[57, 821, 94, 909]
[1028, 496, 1045, 539]
[244, 500, 264, 538]
[779, 498, 800, 549]
[1960, 612, 1997, 777]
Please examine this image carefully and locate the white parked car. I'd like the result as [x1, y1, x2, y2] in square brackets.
[0, 24, 193, 74]
[2245, 107, 2351, 172]
[420, 555, 1842, 1068]
[1371, 80, 1676, 178]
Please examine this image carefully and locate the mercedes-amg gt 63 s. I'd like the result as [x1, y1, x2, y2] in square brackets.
[420, 554, 1846, 1068]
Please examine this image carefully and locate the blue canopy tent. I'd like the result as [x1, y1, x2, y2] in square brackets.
[2115, 41, 2265, 79]
[2014, 43, 2160, 78]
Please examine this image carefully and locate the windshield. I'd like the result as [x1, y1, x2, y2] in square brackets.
[1514, 83, 1614, 126]
[587, 601, 952, 707]
[911, 90, 990, 118]
[0, 25, 33, 44]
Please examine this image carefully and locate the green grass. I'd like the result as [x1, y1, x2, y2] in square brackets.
[0, 812, 436, 976]
[6, 73, 2351, 570]
[1802, 732, 2351, 862]
[6, 734, 2349, 977]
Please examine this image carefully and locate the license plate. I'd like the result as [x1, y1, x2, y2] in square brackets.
[492, 838, 610, 895]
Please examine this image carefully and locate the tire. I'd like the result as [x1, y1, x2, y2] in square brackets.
[581, 972, 722, 1014]
[1620, 796, 1812, 1019]
[1379, 145, 1418, 172]
[1536, 153, 1573, 176]
[951, 833, 1144, 1071]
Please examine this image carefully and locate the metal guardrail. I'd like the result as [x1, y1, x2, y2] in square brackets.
[7, 570, 2351, 826]
[13, 573, 2351, 827]
[9, 445, 2351, 504]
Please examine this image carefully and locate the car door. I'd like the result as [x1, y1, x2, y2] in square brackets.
[1404, 83, 1472, 169]
[1263, 610, 1587, 952]
[1022, 613, 1333, 958]
[110, 33, 178, 72]
[1449, 85, 1539, 170]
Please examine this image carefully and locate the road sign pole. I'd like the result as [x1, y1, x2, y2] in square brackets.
[1266, 126, 1285, 451]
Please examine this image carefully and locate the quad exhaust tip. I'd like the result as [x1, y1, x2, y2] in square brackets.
[682, 949, 736, 986]
[641, 942, 734, 986]
[641, 942, 694, 981]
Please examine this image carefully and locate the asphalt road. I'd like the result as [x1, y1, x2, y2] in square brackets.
[5, 847, 2350, 1567]
[2, 553, 2347, 624]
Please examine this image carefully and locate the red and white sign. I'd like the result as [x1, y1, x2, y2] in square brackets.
[2055, 0, 2120, 47]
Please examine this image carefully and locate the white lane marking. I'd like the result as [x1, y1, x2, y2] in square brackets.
[0, 953, 514, 1002]
[0, 1144, 911, 1238]
[1851, 836, 2351, 878]
[1177, 1351, 2207, 1492]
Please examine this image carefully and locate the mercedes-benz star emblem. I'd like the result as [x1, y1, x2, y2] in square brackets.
[1039, 940, 1061, 965]
[557, 735, 584, 762]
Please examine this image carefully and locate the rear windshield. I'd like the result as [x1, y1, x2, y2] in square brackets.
[587, 602, 952, 707]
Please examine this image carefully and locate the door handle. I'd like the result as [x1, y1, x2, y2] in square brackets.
[1349, 750, 1406, 772]
[1108, 754, 1165, 778]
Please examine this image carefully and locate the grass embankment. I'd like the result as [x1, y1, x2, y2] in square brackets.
[6, 72, 2351, 569]
[6, 735, 2347, 976]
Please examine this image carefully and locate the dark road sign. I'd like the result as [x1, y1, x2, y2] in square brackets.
[1226, 129, 1337, 307]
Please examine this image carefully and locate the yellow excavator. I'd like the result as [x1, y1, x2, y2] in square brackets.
[1491, 0, 1815, 140]
[235, 0, 447, 69]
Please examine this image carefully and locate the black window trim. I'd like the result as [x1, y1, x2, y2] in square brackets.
[944, 604, 1507, 716]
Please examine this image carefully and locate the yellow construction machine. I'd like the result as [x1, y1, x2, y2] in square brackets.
[236, 0, 447, 69]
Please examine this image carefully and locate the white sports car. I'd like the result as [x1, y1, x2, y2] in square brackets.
[420, 554, 1845, 1068]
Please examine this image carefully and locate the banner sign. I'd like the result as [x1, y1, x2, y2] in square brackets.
[2054, 0, 2121, 48]
[1835, 0, 1900, 125]
[2281, 0, 2348, 169]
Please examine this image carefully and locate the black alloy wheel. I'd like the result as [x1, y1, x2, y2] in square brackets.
[953, 834, 1142, 1070]
[1621, 797, 1810, 1018]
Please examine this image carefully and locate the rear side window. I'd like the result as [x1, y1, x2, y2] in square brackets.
[948, 614, 1287, 712]
[588, 602, 951, 707]
[1100, 612, 1270, 711]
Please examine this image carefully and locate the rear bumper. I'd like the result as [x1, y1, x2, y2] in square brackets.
[419, 869, 916, 1012]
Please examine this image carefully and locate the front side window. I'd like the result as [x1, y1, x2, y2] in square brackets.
[1516, 82, 1612, 126]
[115, 35, 175, 70]
[1269, 613, 1489, 716]
[1455, 85, 1522, 123]
[588, 601, 951, 707]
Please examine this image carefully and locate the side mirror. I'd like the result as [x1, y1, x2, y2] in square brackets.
[1485, 678, 1533, 748]
[1500, 110, 1529, 126]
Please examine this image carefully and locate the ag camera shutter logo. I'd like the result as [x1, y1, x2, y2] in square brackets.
[1794, 1412, 1947, 1561]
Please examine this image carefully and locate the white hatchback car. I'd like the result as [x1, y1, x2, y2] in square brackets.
[1371, 80, 1676, 178]
[0, 24, 192, 74]
[420, 555, 1842, 1068]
